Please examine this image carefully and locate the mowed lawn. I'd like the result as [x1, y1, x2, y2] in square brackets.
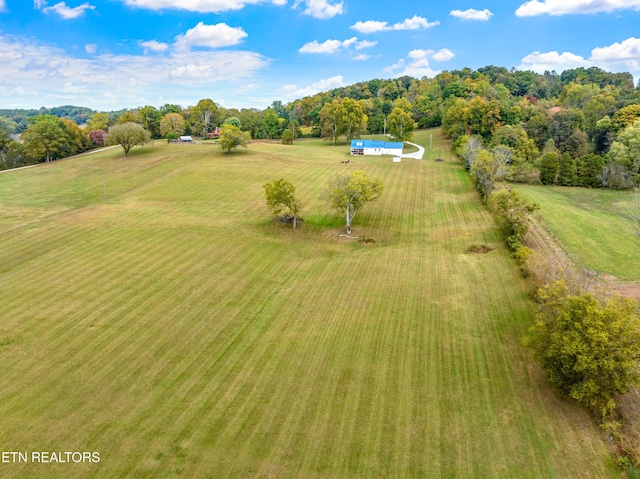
[514, 184, 640, 281]
[0, 132, 616, 478]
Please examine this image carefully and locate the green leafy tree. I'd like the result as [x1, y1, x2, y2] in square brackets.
[260, 108, 282, 139]
[492, 124, 539, 163]
[138, 105, 162, 139]
[613, 104, 640, 131]
[60, 117, 90, 156]
[319, 99, 344, 145]
[341, 98, 367, 142]
[609, 120, 640, 174]
[21, 114, 69, 162]
[488, 188, 539, 249]
[387, 106, 414, 142]
[219, 124, 250, 153]
[160, 113, 186, 138]
[86, 112, 109, 132]
[0, 127, 12, 169]
[326, 170, 383, 235]
[192, 99, 219, 137]
[281, 129, 293, 145]
[263, 179, 302, 229]
[223, 117, 242, 129]
[527, 281, 640, 419]
[107, 122, 150, 156]
[117, 110, 142, 124]
[470, 149, 508, 201]
[539, 152, 559, 185]
[558, 152, 578, 186]
[576, 154, 605, 187]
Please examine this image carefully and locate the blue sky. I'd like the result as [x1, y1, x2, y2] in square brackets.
[1, 0, 640, 111]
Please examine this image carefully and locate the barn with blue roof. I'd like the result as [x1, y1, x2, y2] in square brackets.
[350, 139, 403, 156]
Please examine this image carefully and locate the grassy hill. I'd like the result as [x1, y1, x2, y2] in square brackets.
[514, 184, 640, 281]
[0, 131, 617, 477]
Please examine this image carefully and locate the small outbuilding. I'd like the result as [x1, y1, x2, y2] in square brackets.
[350, 139, 403, 156]
[179, 136, 193, 143]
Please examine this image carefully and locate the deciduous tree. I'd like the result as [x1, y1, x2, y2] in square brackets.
[21, 114, 69, 162]
[263, 179, 302, 229]
[160, 113, 186, 137]
[320, 99, 343, 145]
[387, 105, 414, 142]
[326, 170, 383, 235]
[527, 281, 640, 419]
[107, 122, 150, 156]
[219, 124, 250, 153]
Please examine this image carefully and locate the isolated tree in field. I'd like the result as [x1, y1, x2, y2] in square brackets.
[281, 128, 293, 145]
[108, 122, 150, 156]
[326, 170, 383, 235]
[160, 113, 186, 138]
[219, 124, 250, 153]
[527, 281, 640, 419]
[263, 179, 302, 229]
[21, 114, 69, 162]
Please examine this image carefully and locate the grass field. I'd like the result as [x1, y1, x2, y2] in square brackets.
[0, 130, 617, 478]
[513, 184, 640, 281]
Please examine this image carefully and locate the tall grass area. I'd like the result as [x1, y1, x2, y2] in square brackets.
[514, 184, 640, 281]
[0, 131, 616, 478]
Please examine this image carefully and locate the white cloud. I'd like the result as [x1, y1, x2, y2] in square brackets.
[519, 51, 593, 72]
[0, 0, 5, 12]
[408, 49, 430, 60]
[516, 0, 640, 16]
[384, 59, 405, 73]
[294, 0, 344, 19]
[299, 37, 359, 54]
[396, 59, 438, 78]
[520, 38, 640, 77]
[43, 2, 95, 19]
[0, 32, 270, 110]
[591, 37, 640, 62]
[385, 48, 452, 77]
[85, 43, 96, 53]
[138, 40, 169, 53]
[350, 15, 440, 33]
[449, 8, 494, 20]
[279, 75, 345, 98]
[123, 0, 285, 13]
[432, 48, 455, 61]
[355, 40, 377, 50]
[352, 54, 370, 61]
[174, 22, 247, 51]
[34, 0, 47, 9]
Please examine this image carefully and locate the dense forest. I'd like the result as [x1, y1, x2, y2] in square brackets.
[1, 65, 640, 190]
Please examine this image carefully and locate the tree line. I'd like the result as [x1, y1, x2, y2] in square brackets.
[2, 65, 640, 175]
